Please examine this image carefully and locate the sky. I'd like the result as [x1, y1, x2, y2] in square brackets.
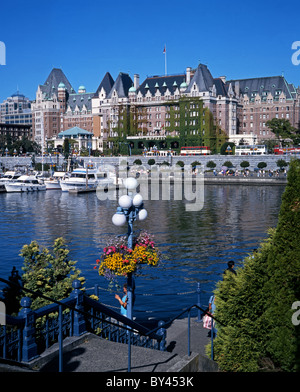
[0, 0, 300, 102]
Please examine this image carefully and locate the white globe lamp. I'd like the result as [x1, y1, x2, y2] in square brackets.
[137, 208, 148, 221]
[112, 213, 127, 226]
[124, 177, 138, 190]
[119, 194, 133, 209]
[132, 193, 143, 207]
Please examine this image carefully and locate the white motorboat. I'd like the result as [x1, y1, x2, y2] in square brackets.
[60, 167, 115, 192]
[44, 172, 69, 190]
[0, 171, 23, 192]
[5, 175, 46, 192]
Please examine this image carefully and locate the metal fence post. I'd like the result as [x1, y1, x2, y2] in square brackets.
[18, 297, 38, 362]
[71, 280, 86, 336]
[58, 304, 63, 372]
[157, 320, 166, 351]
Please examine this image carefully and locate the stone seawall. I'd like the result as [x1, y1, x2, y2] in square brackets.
[0, 154, 295, 172]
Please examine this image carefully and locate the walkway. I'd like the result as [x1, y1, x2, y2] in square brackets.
[16, 317, 217, 372]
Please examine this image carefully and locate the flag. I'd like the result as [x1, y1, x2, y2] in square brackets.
[163, 45, 166, 54]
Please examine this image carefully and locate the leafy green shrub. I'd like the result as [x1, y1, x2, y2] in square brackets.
[212, 159, 300, 372]
[257, 162, 267, 169]
[133, 159, 142, 165]
[223, 161, 233, 168]
[19, 238, 85, 310]
[206, 160, 216, 169]
[276, 159, 288, 169]
[240, 161, 250, 169]
[176, 160, 185, 167]
[148, 158, 155, 166]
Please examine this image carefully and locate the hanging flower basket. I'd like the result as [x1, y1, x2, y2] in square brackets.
[95, 231, 160, 280]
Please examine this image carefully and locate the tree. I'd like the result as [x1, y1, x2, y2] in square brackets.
[212, 159, 300, 371]
[276, 159, 288, 170]
[257, 162, 267, 169]
[240, 161, 250, 169]
[148, 158, 155, 166]
[266, 118, 299, 145]
[191, 161, 201, 168]
[19, 238, 85, 311]
[206, 160, 216, 169]
[223, 161, 233, 168]
[220, 142, 235, 155]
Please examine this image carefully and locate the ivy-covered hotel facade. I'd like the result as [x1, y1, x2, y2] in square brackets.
[31, 63, 300, 155]
[92, 64, 239, 155]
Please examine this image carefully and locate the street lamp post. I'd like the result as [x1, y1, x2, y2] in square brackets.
[112, 177, 147, 320]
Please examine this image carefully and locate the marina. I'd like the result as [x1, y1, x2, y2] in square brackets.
[0, 181, 285, 321]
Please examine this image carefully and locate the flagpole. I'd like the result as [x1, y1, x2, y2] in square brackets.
[163, 45, 167, 75]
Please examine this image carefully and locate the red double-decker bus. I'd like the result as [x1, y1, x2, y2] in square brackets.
[274, 146, 300, 155]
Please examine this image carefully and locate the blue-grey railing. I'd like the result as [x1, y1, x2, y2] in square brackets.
[0, 277, 165, 372]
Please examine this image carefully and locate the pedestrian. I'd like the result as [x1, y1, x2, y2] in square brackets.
[223, 260, 237, 276]
[115, 283, 129, 317]
[115, 283, 136, 317]
[208, 295, 217, 337]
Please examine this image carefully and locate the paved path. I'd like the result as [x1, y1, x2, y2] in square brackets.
[28, 317, 214, 372]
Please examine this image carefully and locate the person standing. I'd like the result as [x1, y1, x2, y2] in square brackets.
[115, 284, 128, 317]
[224, 260, 237, 276]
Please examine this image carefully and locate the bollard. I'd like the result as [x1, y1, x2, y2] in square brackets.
[71, 280, 86, 336]
[18, 297, 38, 362]
[157, 320, 166, 351]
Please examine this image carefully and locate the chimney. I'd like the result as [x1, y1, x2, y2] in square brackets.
[234, 81, 240, 97]
[186, 67, 191, 85]
[134, 74, 140, 89]
[219, 76, 226, 84]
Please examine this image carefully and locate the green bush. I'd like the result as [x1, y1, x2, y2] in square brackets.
[133, 159, 142, 165]
[176, 160, 185, 167]
[240, 161, 250, 169]
[148, 158, 155, 166]
[276, 159, 288, 169]
[257, 162, 267, 169]
[19, 238, 85, 311]
[191, 161, 201, 167]
[223, 161, 233, 168]
[212, 158, 300, 372]
[206, 160, 216, 169]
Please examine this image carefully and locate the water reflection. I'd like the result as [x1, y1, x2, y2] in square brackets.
[0, 184, 285, 319]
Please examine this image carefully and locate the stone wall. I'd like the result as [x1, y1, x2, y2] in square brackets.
[0, 153, 295, 172]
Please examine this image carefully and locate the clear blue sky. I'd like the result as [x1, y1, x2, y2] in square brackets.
[0, 0, 300, 102]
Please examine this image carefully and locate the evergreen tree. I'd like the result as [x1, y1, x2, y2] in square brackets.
[212, 159, 300, 371]
[19, 238, 85, 311]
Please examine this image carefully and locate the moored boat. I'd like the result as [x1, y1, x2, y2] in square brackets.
[60, 167, 115, 192]
[5, 175, 46, 192]
[44, 172, 69, 190]
[0, 171, 23, 192]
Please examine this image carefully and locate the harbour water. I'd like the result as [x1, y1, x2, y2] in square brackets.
[0, 184, 285, 322]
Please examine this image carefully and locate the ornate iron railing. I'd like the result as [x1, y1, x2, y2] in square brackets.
[0, 278, 165, 371]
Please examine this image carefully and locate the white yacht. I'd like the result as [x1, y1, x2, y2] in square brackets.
[5, 175, 46, 192]
[0, 171, 23, 192]
[44, 172, 69, 190]
[60, 167, 115, 192]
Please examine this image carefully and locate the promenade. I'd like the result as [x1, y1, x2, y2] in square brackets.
[0, 317, 217, 372]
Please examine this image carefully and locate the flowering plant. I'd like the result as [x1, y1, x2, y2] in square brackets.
[95, 231, 159, 279]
